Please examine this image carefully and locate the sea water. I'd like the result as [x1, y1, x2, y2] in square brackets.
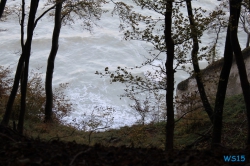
[0, 0, 247, 129]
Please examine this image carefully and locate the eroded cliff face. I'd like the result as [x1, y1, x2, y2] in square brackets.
[175, 47, 250, 114]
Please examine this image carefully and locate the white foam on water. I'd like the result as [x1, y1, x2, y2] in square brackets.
[0, 0, 248, 129]
[61, 84, 138, 130]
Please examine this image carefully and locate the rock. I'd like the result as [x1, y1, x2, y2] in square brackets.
[176, 47, 250, 114]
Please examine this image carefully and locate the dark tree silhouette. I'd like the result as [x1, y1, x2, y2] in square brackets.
[230, 0, 250, 147]
[186, 0, 214, 122]
[1, 0, 56, 128]
[17, 0, 40, 134]
[0, 0, 7, 18]
[165, 0, 175, 151]
[1, 0, 34, 127]
[44, 0, 63, 123]
[211, 24, 233, 148]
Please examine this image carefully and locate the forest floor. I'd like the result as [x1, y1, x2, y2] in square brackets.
[0, 124, 250, 166]
[0, 94, 249, 165]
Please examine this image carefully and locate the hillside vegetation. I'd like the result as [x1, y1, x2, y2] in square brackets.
[0, 66, 247, 150]
[0, 66, 249, 165]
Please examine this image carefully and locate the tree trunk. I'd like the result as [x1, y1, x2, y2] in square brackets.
[44, 1, 63, 123]
[17, 0, 39, 134]
[0, 0, 7, 18]
[211, 25, 233, 148]
[230, 0, 250, 147]
[246, 34, 250, 48]
[1, 55, 25, 126]
[1, 0, 25, 127]
[165, 0, 175, 151]
[186, 0, 214, 122]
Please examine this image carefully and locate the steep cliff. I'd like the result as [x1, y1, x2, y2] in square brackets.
[176, 47, 250, 113]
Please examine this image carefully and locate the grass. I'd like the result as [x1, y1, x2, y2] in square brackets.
[0, 66, 248, 150]
[1, 93, 247, 150]
[0, 94, 247, 151]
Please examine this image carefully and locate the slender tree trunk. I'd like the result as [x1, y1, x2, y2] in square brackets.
[21, 0, 25, 50]
[230, 0, 250, 147]
[211, 25, 233, 148]
[1, 55, 24, 126]
[1, 0, 25, 126]
[44, 1, 63, 123]
[0, 0, 7, 18]
[19, 0, 25, 129]
[165, 0, 175, 151]
[186, 0, 213, 122]
[246, 34, 250, 48]
[17, 0, 39, 134]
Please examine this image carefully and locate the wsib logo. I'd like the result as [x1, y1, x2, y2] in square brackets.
[223, 155, 245, 162]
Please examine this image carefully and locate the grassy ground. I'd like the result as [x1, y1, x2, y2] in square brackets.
[0, 66, 247, 150]
[0, 93, 247, 150]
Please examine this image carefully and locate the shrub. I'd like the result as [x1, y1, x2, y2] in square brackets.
[0, 66, 13, 116]
[0, 66, 72, 123]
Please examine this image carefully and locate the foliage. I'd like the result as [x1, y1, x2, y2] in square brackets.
[174, 93, 247, 149]
[3, 90, 246, 149]
[96, 1, 231, 129]
[68, 106, 115, 144]
[59, 0, 109, 31]
[1, 0, 249, 151]
[129, 93, 166, 125]
[0, 66, 72, 123]
[177, 78, 189, 91]
[0, 90, 246, 150]
[0, 5, 13, 21]
[3, 0, 108, 34]
[204, 2, 228, 63]
[240, 0, 250, 48]
[0, 66, 13, 111]
[96, 66, 167, 124]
